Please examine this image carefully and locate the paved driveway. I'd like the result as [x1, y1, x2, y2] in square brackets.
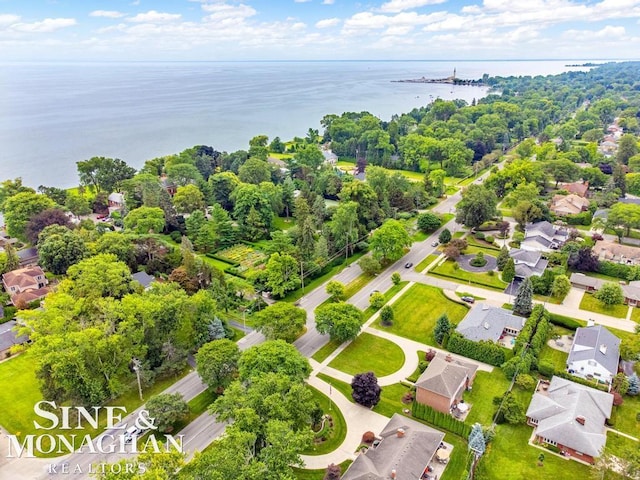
[457, 253, 497, 273]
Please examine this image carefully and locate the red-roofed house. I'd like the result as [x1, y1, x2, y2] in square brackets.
[2, 266, 50, 306]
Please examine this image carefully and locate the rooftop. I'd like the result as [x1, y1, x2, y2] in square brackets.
[568, 325, 620, 377]
[415, 354, 478, 399]
[455, 303, 524, 343]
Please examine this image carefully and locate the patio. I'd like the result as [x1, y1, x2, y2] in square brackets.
[422, 440, 454, 480]
[546, 334, 574, 353]
[452, 400, 472, 421]
[498, 333, 517, 349]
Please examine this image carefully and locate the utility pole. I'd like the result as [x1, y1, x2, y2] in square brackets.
[132, 358, 143, 401]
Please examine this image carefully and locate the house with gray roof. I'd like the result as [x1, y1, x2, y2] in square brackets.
[132, 271, 156, 290]
[509, 248, 548, 279]
[0, 320, 29, 359]
[341, 413, 446, 480]
[526, 376, 613, 464]
[567, 325, 620, 386]
[415, 354, 478, 414]
[569, 273, 603, 291]
[521, 221, 568, 253]
[455, 303, 524, 344]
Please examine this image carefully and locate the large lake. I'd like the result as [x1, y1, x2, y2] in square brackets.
[0, 60, 593, 188]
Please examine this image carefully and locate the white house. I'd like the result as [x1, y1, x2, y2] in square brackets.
[521, 221, 568, 253]
[567, 325, 620, 386]
[509, 248, 548, 279]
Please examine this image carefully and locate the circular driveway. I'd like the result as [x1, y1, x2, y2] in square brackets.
[457, 254, 497, 273]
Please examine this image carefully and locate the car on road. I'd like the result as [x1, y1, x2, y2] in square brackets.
[431, 241, 439, 247]
[404, 262, 413, 268]
[460, 296, 475, 304]
[369, 289, 380, 297]
[123, 425, 141, 444]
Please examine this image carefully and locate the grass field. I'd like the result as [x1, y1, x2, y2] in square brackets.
[372, 383, 413, 418]
[606, 430, 639, 457]
[414, 254, 440, 272]
[477, 423, 592, 480]
[302, 386, 347, 456]
[343, 272, 376, 300]
[463, 370, 510, 426]
[430, 258, 507, 290]
[273, 216, 297, 230]
[0, 352, 190, 456]
[312, 338, 344, 363]
[579, 292, 629, 319]
[630, 307, 640, 323]
[317, 373, 353, 403]
[375, 283, 469, 346]
[361, 281, 408, 322]
[328, 333, 405, 378]
[539, 345, 568, 373]
[609, 394, 640, 438]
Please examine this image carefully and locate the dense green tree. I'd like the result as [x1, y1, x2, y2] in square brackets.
[594, 282, 624, 306]
[330, 201, 359, 257]
[3, 191, 56, 240]
[496, 245, 510, 271]
[370, 219, 411, 262]
[455, 184, 497, 228]
[62, 253, 135, 300]
[146, 393, 189, 433]
[513, 277, 533, 316]
[502, 258, 515, 283]
[315, 302, 362, 342]
[0, 178, 35, 212]
[358, 256, 382, 275]
[429, 169, 446, 197]
[502, 182, 540, 208]
[209, 171, 240, 211]
[326, 280, 345, 302]
[64, 193, 92, 216]
[166, 163, 204, 186]
[551, 274, 571, 299]
[294, 144, 324, 170]
[416, 212, 441, 233]
[380, 305, 394, 326]
[76, 157, 136, 192]
[438, 228, 452, 244]
[0, 244, 19, 274]
[545, 159, 581, 187]
[196, 339, 240, 392]
[248, 135, 270, 160]
[434, 313, 452, 345]
[264, 252, 300, 297]
[254, 303, 307, 343]
[607, 202, 640, 237]
[173, 184, 205, 213]
[617, 134, 639, 165]
[512, 200, 544, 229]
[37, 226, 87, 275]
[238, 340, 311, 382]
[369, 291, 385, 310]
[239, 157, 273, 185]
[231, 183, 273, 238]
[124, 206, 166, 234]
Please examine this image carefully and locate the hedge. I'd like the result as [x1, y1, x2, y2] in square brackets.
[412, 402, 472, 438]
[547, 312, 583, 330]
[564, 211, 592, 226]
[446, 333, 506, 366]
[596, 261, 635, 281]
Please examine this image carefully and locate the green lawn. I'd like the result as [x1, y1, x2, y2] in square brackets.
[414, 254, 440, 273]
[374, 283, 469, 346]
[0, 352, 190, 456]
[273, 216, 296, 230]
[328, 333, 405, 378]
[201, 255, 234, 272]
[539, 345, 569, 373]
[466, 235, 502, 251]
[579, 292, 629, 319]
[302, 386, 347, 456]
[406, 351, 428, 382]
[317, 373, 353, 403]
[609, 394, 640, 438]
[343, 272, 376, 300]
[477, 423, 592, 480]
[312, 338, 343, 363]
[372, 383, 414, 418]
[630, 307, 640, 323]
[440, 434, 471, 480]
[606, 430, 639, 457]
[441, 213, 455, 223]
[464, 370, 510, 425]
[293, 460, 353, 480]
[430, 258, 507, 290]
[361, 281, 408, 322]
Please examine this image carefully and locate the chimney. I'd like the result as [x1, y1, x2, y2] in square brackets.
[445, 354, 453, 363]
[396, 428, 405, 438]
[599, 344, 607, 355]
[391, 469, 397, 479]
[576, 416, 585, 426]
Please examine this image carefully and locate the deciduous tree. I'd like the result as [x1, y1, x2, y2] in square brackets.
[238, 340, 311, 381]
[3, 191, 56, 240]
[124, 206, 166, 234]
[264, 252, 300, 297]
[594, 282, 624, 306]
[146, 393, 189, 433]
[196, 339, 240, 392]
[416, 212, 441, 233]
[315, 302, 362, 342]
[326, 280, 345, 302]
[172, 184, 205, 213]
[254, 302, 306, 343]
[351, 372, 381, 408]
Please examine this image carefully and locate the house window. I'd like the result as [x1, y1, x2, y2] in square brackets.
[529, 418, 538, 425]
[594, 373, 601, 377]
[588, 360, 597, 367]
[542, 437, 557, 446]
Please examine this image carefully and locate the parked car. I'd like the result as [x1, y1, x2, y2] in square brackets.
[431, 241, 439, 247]
[461, 296, 475, 304]
[404, 262, 413, 268]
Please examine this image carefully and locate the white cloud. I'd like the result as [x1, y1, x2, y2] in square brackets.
[316, 17, 341, 28]
[90, 10, 126, 19]
[379, 0, 447, 14]
[201, 3, 257, 21]
[11, 18, 76, 33]
[564, 24, 626, 40]
[294, 0, 312, 3]
[128, 11, 182, 23]
[323, 0, 335, 4]
[0, 14, 21, 25]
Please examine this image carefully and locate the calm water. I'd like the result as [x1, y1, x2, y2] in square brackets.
[0, 60, 592, 188]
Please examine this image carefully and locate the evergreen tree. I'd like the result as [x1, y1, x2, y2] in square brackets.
[434, 313, 451, 345]
[468, 423, 486, 457]
[438, 228, 452, 244]
[627, 374, 640, 396]
[496, 245, 510, 271]
[513, 277, 533, 316]
[502, 258, 516, 283]
[208, 317, 227, 340]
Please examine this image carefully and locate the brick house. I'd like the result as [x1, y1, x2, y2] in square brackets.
[2, 266, 50, 306]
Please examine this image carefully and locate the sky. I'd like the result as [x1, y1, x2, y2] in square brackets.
[1, 0, 640, 61]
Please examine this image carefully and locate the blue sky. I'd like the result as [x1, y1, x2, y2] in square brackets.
[1, 0, 639, 61]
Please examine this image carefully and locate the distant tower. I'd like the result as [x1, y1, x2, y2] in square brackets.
[453, 68, 456, 80]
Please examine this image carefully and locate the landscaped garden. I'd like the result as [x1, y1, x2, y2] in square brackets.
[609, 394, 640, 438]
[302, 386, 347, 456]
[215, 243, 268, 275]
[374, 284, 469, 346]
[293, 460, 353, 480]
[429, 258, 507, 290]
[328, 333, 405, 378]
[579, 292, 629, 319]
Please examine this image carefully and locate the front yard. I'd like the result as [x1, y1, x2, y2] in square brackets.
[328, 332, 405, 378]
[374, 283, 469, 346]
[579, 292, 629, 319]
[429, 258, 507, 290]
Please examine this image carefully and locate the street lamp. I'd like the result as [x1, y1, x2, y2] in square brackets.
[132, 358, 143, 401]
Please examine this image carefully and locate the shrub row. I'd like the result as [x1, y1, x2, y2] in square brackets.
[563, 211, 592, 226]
[547, 312, 583, 330]
[596, 260, 640, 281]
[411, 402, 472, 438]
[446, 333, 506, 366]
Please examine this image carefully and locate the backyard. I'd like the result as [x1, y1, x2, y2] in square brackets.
[463, 370, 510, 425]
[539, 345, 569, 374]
[374, 283, 469, 345]
[328, 332, 405, 378]
[579, 292, 629, 319]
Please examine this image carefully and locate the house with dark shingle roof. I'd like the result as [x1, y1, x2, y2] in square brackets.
[341, 413, 446, 480]
[415, 354, 478, 414]
[521, 221, 568, 253]
[509, 248, 548, 279]
[455, 303, 524, 343]
[0, 320, 29, 359]
[132, 271, 156, 290]
[567, 325, 620, 386]
[526, 377, 613, 464]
